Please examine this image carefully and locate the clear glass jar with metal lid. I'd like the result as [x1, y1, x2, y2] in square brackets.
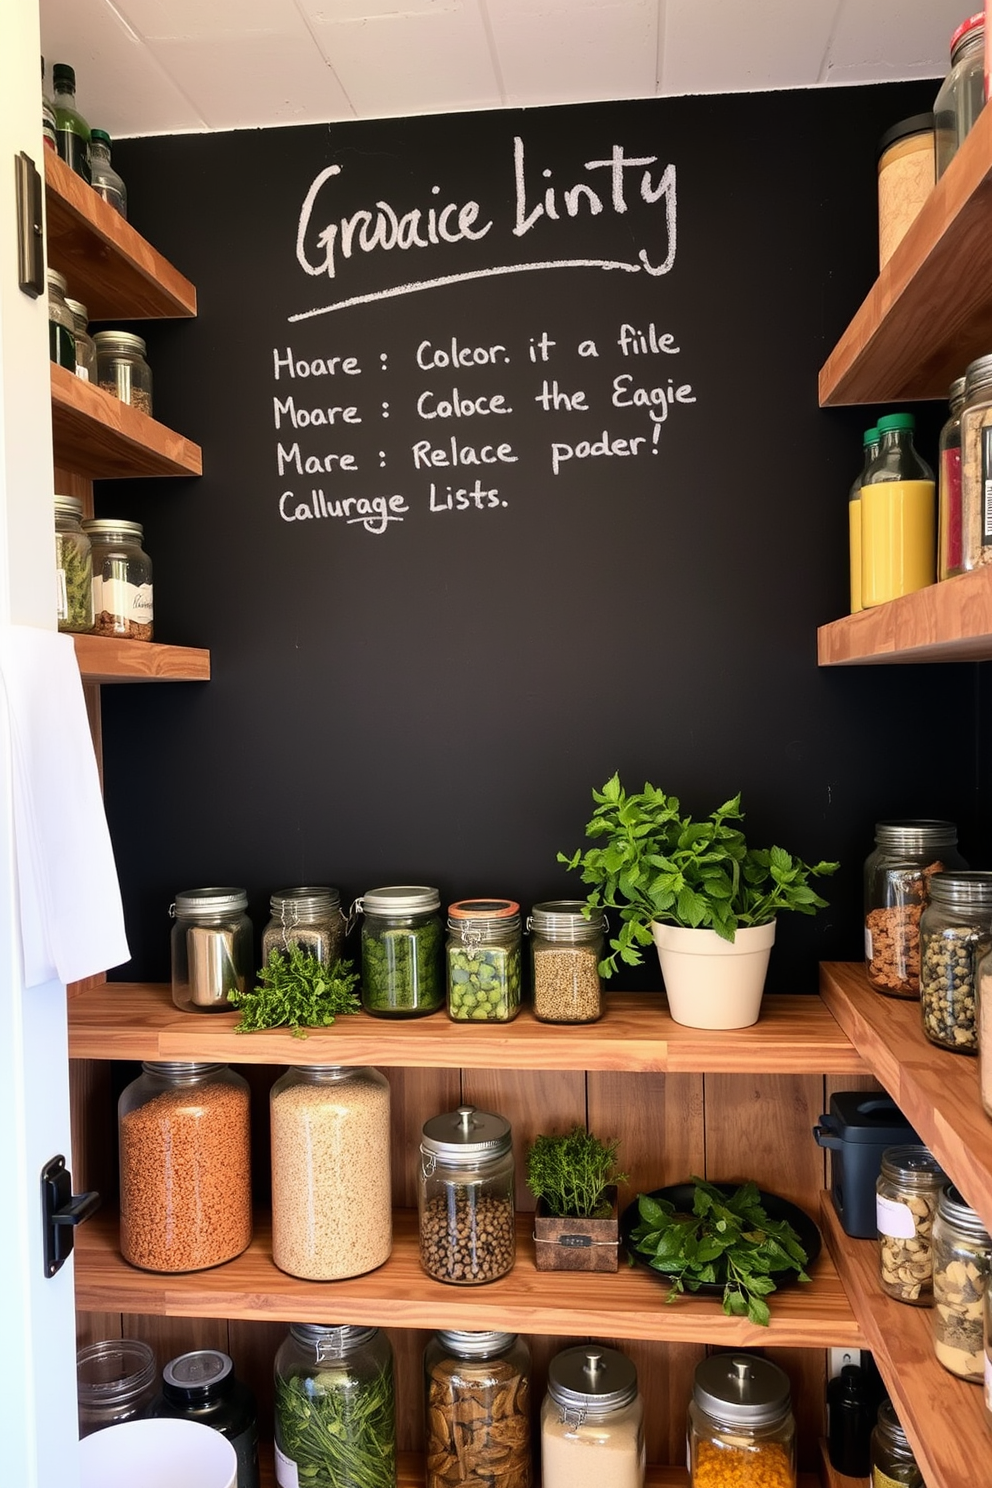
[446, 898, 522, 1023]
[541, 1344, 644, 1488]
[976, 941, 992, 1118]
[931, 1182, 992, 1380]
[46, 268, 75, 370]
[863, 819, 964, 997]
[77, 1338, 157, 1437]
[151, 1349, 259, 1488]
[424, 1330, 531, 1488]
[82, 517, 153, 640]
[261, 885, 345, 968]
[870, 1398, 924, 1487]
[419, 1104, 515, 1284]
[273, 1324, 396, 1488]
[939, 377, 968, 578]
[65, 296, 97, 381]
[529, 900, 606, 1023]
[688, 1353, 795, 1488]
[118, 1061, 252, 1271]
[919, 871, 992, 1052]
[54, 494, 93, 633]
[170, 886, 253, 1012]
[94, 329, 153, 414]
[876, 1143, 946, 1304]
[358, 883, 444, 1016]
[958, 353, 992, 570]
[934, 12, 986, 179]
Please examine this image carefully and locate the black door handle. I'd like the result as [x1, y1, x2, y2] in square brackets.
[41, 1154, 100, 1278]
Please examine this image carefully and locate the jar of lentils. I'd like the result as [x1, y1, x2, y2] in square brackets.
[863, 819, 962, 996]
[419, 1104, 515, 1284]
[54, 495, 93, 633]
[358, 884, 444, 1016]
[261, 885, 345, 968]
[424, 1330, 531, 1488]
[919, 871, 992, 1052]
[876, 1144, 946, 1305]
[931, 1182, 991, 1381]
[529, 900, 607, 1023]
[870, 1398, 924, 1487]
[688, 1353, 795, 1488]
[446, 898, 522, 1022]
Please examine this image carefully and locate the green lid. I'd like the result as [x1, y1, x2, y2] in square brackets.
[876, 412, 915, 432]
[90, 128, 111, 147]
[863, 427, 879, 444]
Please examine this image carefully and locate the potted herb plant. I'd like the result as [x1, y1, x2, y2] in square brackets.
[526, 1126, 626, 1272]
[558, 774, 838, 1029]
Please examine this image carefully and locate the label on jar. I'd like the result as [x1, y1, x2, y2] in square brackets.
[982, 426, 992, 545]
[865, 925, 873, 959]
[274, 1442, 299, 1487]
[876, 1193, 916, 1239]
[56, 567, 68, 621]
[873, 1469, 904, 1488]
[93, 576, 153, 623]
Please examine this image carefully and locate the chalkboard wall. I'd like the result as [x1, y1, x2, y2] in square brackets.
[101, 82, 979, 992]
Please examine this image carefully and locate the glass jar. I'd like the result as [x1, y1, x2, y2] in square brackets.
[82, 517, 153, 640]
[939, 377, 967, 578]
[419, 1104, 515, 1284]
[55, 494, 93, 633]
[151, 1350, 259, 1488]
[935, 13, 986, 178]
[529, 900, 607, 1023]
[849, 426, 880, 613]
[358, 884, 444, 1016]
[270, 1064, 391, 1280]
[261, 885, 345, 968]
[94, 329, 153, 415]
[876, 115, 935, 269]
[870, 1398, 924, 1487]
[958, 352, 992, 570]
[88, 128, 127, 217]
[861, 412, 935, 607]
[984, 1272, 992, 1419]
[273, 1324, 396, 1488]
[424, 1330, 531, 1488]
[541, 1344, 644, 1488]
[446, 898, 522, 1022]
[919, 871, 992, 1052]
[876, 1143, 946, 1304]
[51, 62, 90, 180]
[688, 1353, 796, 1488]
[65, 296, 98, 382]
[47, 268, 75, 370]
[118, 1061, 252, 1272]
[170, 886, 253, 1013]
[77, 1338, 157, 1438]
[931, 1182, 991, 1380]
[863, 819, 964, 996]
[977, 942, 992, 1118]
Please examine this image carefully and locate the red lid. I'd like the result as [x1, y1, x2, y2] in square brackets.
[950, 11, 984, 55]
[448, 898, 519, 919]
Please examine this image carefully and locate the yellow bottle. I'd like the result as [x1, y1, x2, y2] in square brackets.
[861, 412, 935, 608]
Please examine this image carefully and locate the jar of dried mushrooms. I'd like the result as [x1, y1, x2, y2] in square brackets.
[425, 1330, 531, 1488]
[876, 1143, 946, 1304]
[931, 1182, 991, 1381]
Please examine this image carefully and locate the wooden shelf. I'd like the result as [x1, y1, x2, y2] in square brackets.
[821, 1199, 991, 1488]
[819, 963, 992, 1234]
[51, 364, 201, 479]
[44, 152, 196, 321]
[66, 982, 866, 1073]
[72, 634, 210, 683]
[817, 567, 992, 666]
[818, 1438, 868, 1488]
[819, 102, 992, 405]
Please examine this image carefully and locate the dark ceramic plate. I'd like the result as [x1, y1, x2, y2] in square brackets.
[620, 1183, 821, 1294]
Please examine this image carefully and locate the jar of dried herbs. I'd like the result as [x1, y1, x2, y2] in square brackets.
[542, 1345, 644, 1488]
[82, 518, 153, 640]
[54, 495, 93, 633]
[419, 1104, 515, 1284]
[446, 898, 522, 1022]
[863, 819, 963, 997]
[274, 1324, 396, 1488]
[425, 1330, 531, 1488]
[358, 884, 444, 1016]
[529, 900, 606, 1023]
[931, 1182, 991, 1381]
[876, 1143, 946, 1304]
[261, 885, 345, 967]
[170, 886, 253, 1012]
[93, 329, 153, 415]
[919, 871, 992, 1052]
[958, 353, 992, 571]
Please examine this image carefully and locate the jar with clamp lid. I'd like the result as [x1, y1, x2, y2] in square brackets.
[77, 1338, 157, 1437]
[688, 1353, 795, 1488]
[541, 1344, 644, 1488]
[46, 268, 75, 370]
[54, 495, 93, 633]
[82, 517, 153, 640]
[446, 898, 521, 1022]
[274, 1324, 396, 1488]
[151, 1349, 259, 1488]
[864, 819, 964, 996]
[424, 1330, 531, 1488]
[170, 886, 253, 1013]
[358, 884, 444, 1016]
[876, 1143, 946, 1304]
[870, 1398, 924, 1487]
[529, 899, 607, 1023]
[418, 1104, 515, 1284]
[261, 885, 345, 969]
[94, 329, 153, 415]
[919, 871, 992, 1052]
[931, 1182, 991, 1380]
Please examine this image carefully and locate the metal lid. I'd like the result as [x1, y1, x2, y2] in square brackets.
[547, 1345, 637, 1413]
[421, 1104, 511, 1159]
[92, 329, 148, 355]
[269, 885, 341, 916]
[937, 1183, 992, 1242]
[55, 494, 84, 518]
[436, 1330, 517, 1358]
[964, 354, 992, 398]
[692, 1353, 791, 1428]
[140, 1061, 225, 1078]
[362, 884, 440, 915]
[162, 1350, 234, 1403]
[172, 886, 248, 918]
[288, 1323, 378, 1351]
[448, 898, 519, 920]
[873, 819, 958, 852]
[876, 1397, 911, 1450]
[528, 899, 608, 939]
[926, 869, 992, 909]
[950, 11, 984, 59]
[81, 519, 145, 542]
[879, 1144, 945, 1186]
[46, 267, 68, 294]
[949, 376, 967, 410]
[64, 297, 89, 327]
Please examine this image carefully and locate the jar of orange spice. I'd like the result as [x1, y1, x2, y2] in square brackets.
[688, 1354, 796, 1488]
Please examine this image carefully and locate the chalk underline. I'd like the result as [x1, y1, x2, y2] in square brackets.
[288, 257, 644, 321]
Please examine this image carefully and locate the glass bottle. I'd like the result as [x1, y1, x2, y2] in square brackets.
[93, 330, 153, 415]
[77, 1338, 157, 1437]
[688, 1353, 795, 1488]
[118, 1061, 252, 1272]
[863, 819, 964, 997]
[46, 269, 75, 370]
[424, 1330, 531, 1488]
[65, 297, 98, 382]
[861, 412, 935, 607]
[358, 884, 444, 1016]
[88, 129, 127, 217]
[934, 13, 986, 178]
[541, 1344, 644, 1488]
[151, 1350, 259, 1488]
[82, 517, 153, 640]
[446, 897, 522, 1022]
[274, 1325, 396, 1488]
[875, 1143, 946, 1304]
[418, 1104, 515, 1284]
[931, 1182, 991, 1381]
[849, 426, 879, 613]
[169, 886, 253, 1012]
[919, 871, 992, 1052]
[958, 353, 992, 569]
[261, 885, 345, 968]
[54, 494, 93, 633]
[51, 62, 91, 181]
[939, 377, 967, 577]
[827, 1363, 873, 1479]
[870, 1398, 923, 1487]
[269, 1064, 391, 1280]
[529, 899, 607, 1023]
[41, 57, 57, 152]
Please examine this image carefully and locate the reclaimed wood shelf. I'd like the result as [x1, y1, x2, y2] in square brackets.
[258, 1452, 818, 1488]
[44, 151, 196, 321]
[819, 963, 992, 1234]
[72, 634, 210, 683]
[819, 103, 992, 405]
[818, 1438, 868, 1488]
[66, 982, 866, 1073]
[51, 364, 201, 479]
[816, 567, 992, 666]
[821, 1199, 990, 1488]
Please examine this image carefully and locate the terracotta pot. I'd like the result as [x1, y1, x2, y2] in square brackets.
[532, 1188, 619, 1272]
[651, 920, 776, 1030]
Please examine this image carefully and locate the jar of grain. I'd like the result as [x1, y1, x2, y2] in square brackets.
[541, 1345, 644, 1488]
[919, 871, 992, 1052]
[446, 898, 522, 1022]
[863, 819, 963, 997]
[358, 883, 444, 1016]
[688, 1353, 795, 1488]
[77, 1338, 157, 1437]
[170, 886, 253, 1013]
[861, 412, 936, 607]
[870, 1398, 924, 1487]
[261, 885, 345, 968]
[118, 1061, 252, 1272]
[55, 495, 93, 633]
[876, 1143, 946, 1304]
[82, 518, 153, 640]
[931, 1182, 991, 1381]
[274, 1324, 396, 1488]
[419, 1104, 515, 1284]
[876, 114, 935, 268]
[93, 329, 153, 415]
[934, 13, 986, 178]
[270, 1063, 391, 1280]
[939, 378, 967, 578]
[424, 1330, 531, 1488]
[529, 900, 607, 1023]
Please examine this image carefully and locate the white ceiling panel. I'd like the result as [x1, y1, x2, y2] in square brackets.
[488, 0, 659, 106]
[113, 0, 307, 40]
[302, 0, 464, 22]
[661, 0, 839, 95]
[823, 0, 964, 85]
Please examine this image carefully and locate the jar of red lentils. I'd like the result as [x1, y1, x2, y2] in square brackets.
[688, 1353, 796, 1488]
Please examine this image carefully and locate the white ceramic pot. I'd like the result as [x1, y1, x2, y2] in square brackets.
[79, 1417, 237, 1488]
[651, 919, 776, 1029]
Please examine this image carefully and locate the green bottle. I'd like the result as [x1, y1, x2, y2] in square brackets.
[51, 63, 90, 182]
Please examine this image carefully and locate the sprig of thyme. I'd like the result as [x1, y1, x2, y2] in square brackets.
[227, 944, 360, 1037]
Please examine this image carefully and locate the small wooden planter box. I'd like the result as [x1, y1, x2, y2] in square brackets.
[532, 1190, 619, 1272]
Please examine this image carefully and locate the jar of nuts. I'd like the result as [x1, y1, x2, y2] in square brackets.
[919, 871, 992, 1053]
[424, 1330, 531, 1488]
[529, 900, 607, 1024]
[446, 898, 522, 1023]
[418, 1104, 515, 1284]
[931, 1182, 991, 1382]
[863, 819, 963, 997]
[876, 1143, 946, 1305]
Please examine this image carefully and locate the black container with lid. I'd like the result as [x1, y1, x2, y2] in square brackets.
[814, 1091, 920, 1238]
[151, 1349, 259, 1488]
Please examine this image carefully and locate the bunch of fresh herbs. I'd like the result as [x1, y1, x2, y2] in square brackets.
[275, 1363, 396, 1488]
[526, 1126, 626, 1219]
[227, 943, 360, 1037]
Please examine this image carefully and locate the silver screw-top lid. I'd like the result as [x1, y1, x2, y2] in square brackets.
[879, 1144, 946, 1187]
[436, 1330, 517, 1358]
[547, 1345, 638, 1413]
[937, 1183, 992, 1243]
[172, 886, 248, 918]
[162, 1350, 233, 1400]
[692, 1353, 791, 1429]
[949, 376, 967, 411]
[964, 354, 992, 398]
[421, 1104, 512, 1159]
[82, 519, 145, 543]
[873, 819, 958, 853]
[140, 1061, 225, 1078]
[927, 870, 992, 910]
[528, 900, 608, 940]
[92, 329, 148, 355]
[362, 884, 440, 915]
[64, 296, 89, 329]
[55, 494, 84, 519]
[46, 267, 68, 295]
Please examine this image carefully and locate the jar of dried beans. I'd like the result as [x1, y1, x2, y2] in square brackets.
[446, 898, 522, 1023]
[357, 884, 444, 1016]
[118, 1061, 252, 1272]
[863, 819, 963, 996]
[170, 886, 253, 1013]
[688, 1353, 796, 1488]
[82, 518, 153, 640]
[919, 871, 992, 1052]
[93, 329, 153, 415]
[419, 1104, 515, 1284]
[541, 1345, 644, 1488]
[261, 885, 345, 968]
[424, 1330, 531, 1488]
[870, 1398, 924, 1487]
[528, 900, 606, 1023]
[876, 1143, 946, 1304]
[270, 1063, 392, 1280]
[274, 1324, 396, 1488]
[931, 1182, 991, 1381]
[958, 353, 992, 570]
